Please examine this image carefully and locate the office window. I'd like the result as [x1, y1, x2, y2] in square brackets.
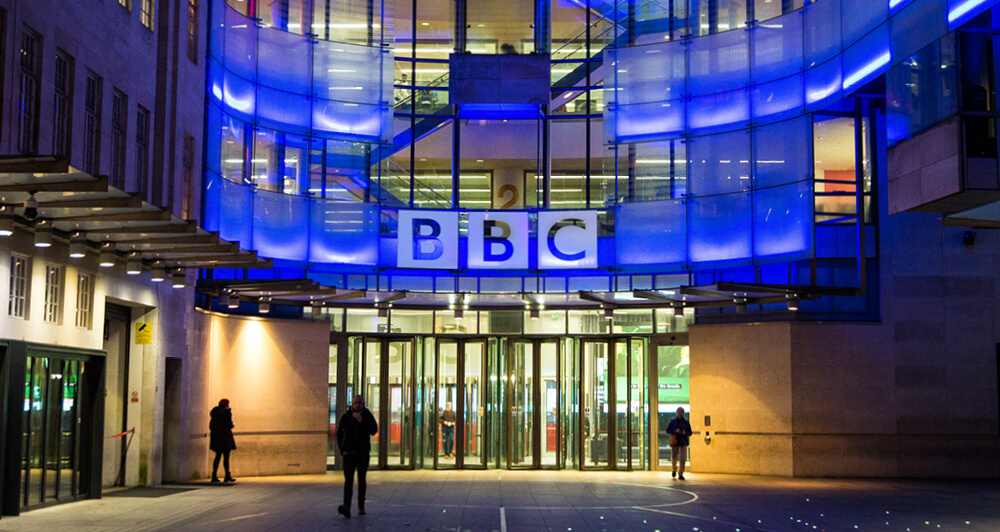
[187, 0, 199, 64]
[136, 106, 150, 197]
[111, 90, 127, 189]
[83, 72, 102, 175]
[141, 0, 154, 30]
[75, 273, 93, 329]
[8, 253, 30, 319]
[118, 0, 131, 10]
[17, 27, 40, 154]
[43, 264, 63, 324]
[182, 133, 195, 219]
[53, 51, 74, 157]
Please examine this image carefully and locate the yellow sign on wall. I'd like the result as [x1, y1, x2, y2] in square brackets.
[135, 322, 152, 344]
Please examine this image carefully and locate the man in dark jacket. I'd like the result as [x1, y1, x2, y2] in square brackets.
[336, 394, 378, 518]
[209, 398, 236, 483]
[665, 406, 693, 480]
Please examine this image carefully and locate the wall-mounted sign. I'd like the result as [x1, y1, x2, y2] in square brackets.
[396, 209, 598, 270]
[135, 323, 152, 345]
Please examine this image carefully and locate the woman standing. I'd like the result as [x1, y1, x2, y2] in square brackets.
[210, 398, 237, 483]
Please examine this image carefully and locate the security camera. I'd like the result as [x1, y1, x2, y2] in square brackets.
[23, 194, 38, 221]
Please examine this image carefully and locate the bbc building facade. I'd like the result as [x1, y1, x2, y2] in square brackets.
[2, 0, 1000, 517]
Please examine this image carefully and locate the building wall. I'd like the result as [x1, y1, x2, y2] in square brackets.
[689, 211, 1000, 477]
[177, 310, 330, 481]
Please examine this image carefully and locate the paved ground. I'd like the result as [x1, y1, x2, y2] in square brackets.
[2, 470, 999, 531]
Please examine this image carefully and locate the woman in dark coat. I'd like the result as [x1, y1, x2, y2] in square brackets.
[210, 398, 236, 482]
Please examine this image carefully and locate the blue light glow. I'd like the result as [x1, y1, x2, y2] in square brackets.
[842, 52, 890, 90]
[949, 0, 990, 22]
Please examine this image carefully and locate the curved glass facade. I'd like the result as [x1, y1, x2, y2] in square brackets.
[202, 0, 999, 294]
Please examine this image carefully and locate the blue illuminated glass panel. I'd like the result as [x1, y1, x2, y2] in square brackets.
[615, 200, 687, 267]
[310, 202, 380, 265]
[689, 193, 753, 267]
[753, 116, 812, 188]
[751, 11, 804, 85]
[753, 180, 813, 260]
[253, 189, 309, 261]
[688, 130, 750, 196]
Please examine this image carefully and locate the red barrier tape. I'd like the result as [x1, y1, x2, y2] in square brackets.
[105, 428, 135, 440]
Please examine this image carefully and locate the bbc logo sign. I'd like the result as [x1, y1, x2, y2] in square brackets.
[397, 210, 597, 270]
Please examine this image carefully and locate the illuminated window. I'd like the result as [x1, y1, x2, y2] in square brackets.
[136, 106, 150, 198]
[17, 27, 40, 154]
[83, 72, 102, 175]
[43, 264, 63, 325]
[118, 0, 131, 10]
[111, 90, 128, 189]
[53, 51, 74, 157]
[182, 133, 195, 219]
[75, 273, 94, 329]
[8, 253, 30, 319]
[187, 0, 198, 63]
[141, 0, 154, 30]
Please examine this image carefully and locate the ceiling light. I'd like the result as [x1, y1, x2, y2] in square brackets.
[530, 307, 540, 320]
[99, 242, 115, 267]
[674, 305, 684, 317]
[259, 297, 270, 313]
[150, 261, 166, 282]
[69, 232, 87, 258]
[788, 297, 799, 311]
[311, 304, 321, 316]
[228, 290, 240, 309]
[0, 206, 14, 236]
[219, 290, 230, 307]
[34, 220, 52, 248]
[455, 308, 464, 320]
[604, 307, 614, 320]
[126, 252, 142, 275]
[378, 306, 388, 318]
[171, 268, 186, 288]
[735, 298, 747, 314]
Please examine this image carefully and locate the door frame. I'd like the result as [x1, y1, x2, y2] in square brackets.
[377, 337, 417, 470]
[648, 333, 689, 471]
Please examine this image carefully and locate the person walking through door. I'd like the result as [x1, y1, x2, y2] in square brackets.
[666, 406, 693, 480]
[209, 398, 236, 483]
[441, 401, 457, 459]
[337, 394, 378, 518]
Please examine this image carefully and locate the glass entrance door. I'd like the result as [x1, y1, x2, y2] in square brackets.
[434, 338, 489, 469]
[581, 338, 646, 470]
[507, 339, 561, 469]
[346, 336, 416, 469]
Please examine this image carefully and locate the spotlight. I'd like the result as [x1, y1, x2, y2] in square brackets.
[378, 306, 388, 318]
[787, 295, 799, 312]
[259, 297, 270, 313]
[171, 268, 186, 288]
[219, 290, 230, 307]
[150, 261, 166, 282]
[22, 193, 39, 221]
[34, 220, 52, 248]
[0, 206, 14, 236]
[311, 304, 321, 316]
[735, 298, 747, 314]
[99, 242, 115, 267]
[455, 308, 464, 320]
[673, 305, 684, 317]
[604, 307, 614, 320]
[126, 252, 142, 275]
[69, 232, 87, 258]
[530, 307, 540, 320]
[228, 290, 240, 309]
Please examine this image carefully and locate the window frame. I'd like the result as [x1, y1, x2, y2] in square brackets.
[111, 89, 128, 189]
[17, 26, 41, 155]
[8, 253, 30, 319]
[43, 263, 64, 325]
[83, 72, 103, 175]
[53, 50, 75, 157]
[75, 272, 94, 329]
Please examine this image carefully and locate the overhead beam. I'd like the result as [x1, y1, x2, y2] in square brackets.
[0, 175, 108, 193]
[38, 195, 141, 209]
[139, 243, 240, 255]
[110, 234, 221, 245]
[88, 222, 197, 234]
[0, 155, 70, 174]
[52, 209, 171, 223]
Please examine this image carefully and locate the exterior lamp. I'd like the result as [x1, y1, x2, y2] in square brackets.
[735, 298, 747, 314]
[69, 232, 87, 258]
[99, 242, 115, 267]
[454, 308, 464, 320]
[34, 220, 52, 248]
[604, 307, 614, 320]
[219, 290, 230, 307]
[0, 206, 14, 236]
[530, 307, 540, 320]
[787, 296, 799, 312]
[150, 261, 166, 282]
[673, 305, 684, 317]
[311, 304, 322, 316]
[126, 252, 142, 275]
[228, 290, 240, 309]
[171, 268, 186, 288]
[377, 306, 388, 318]
[259, 297, 270, 314]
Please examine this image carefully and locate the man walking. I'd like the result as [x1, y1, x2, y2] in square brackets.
[337, 394, 378, 518]
[666, 406, 693, 480]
